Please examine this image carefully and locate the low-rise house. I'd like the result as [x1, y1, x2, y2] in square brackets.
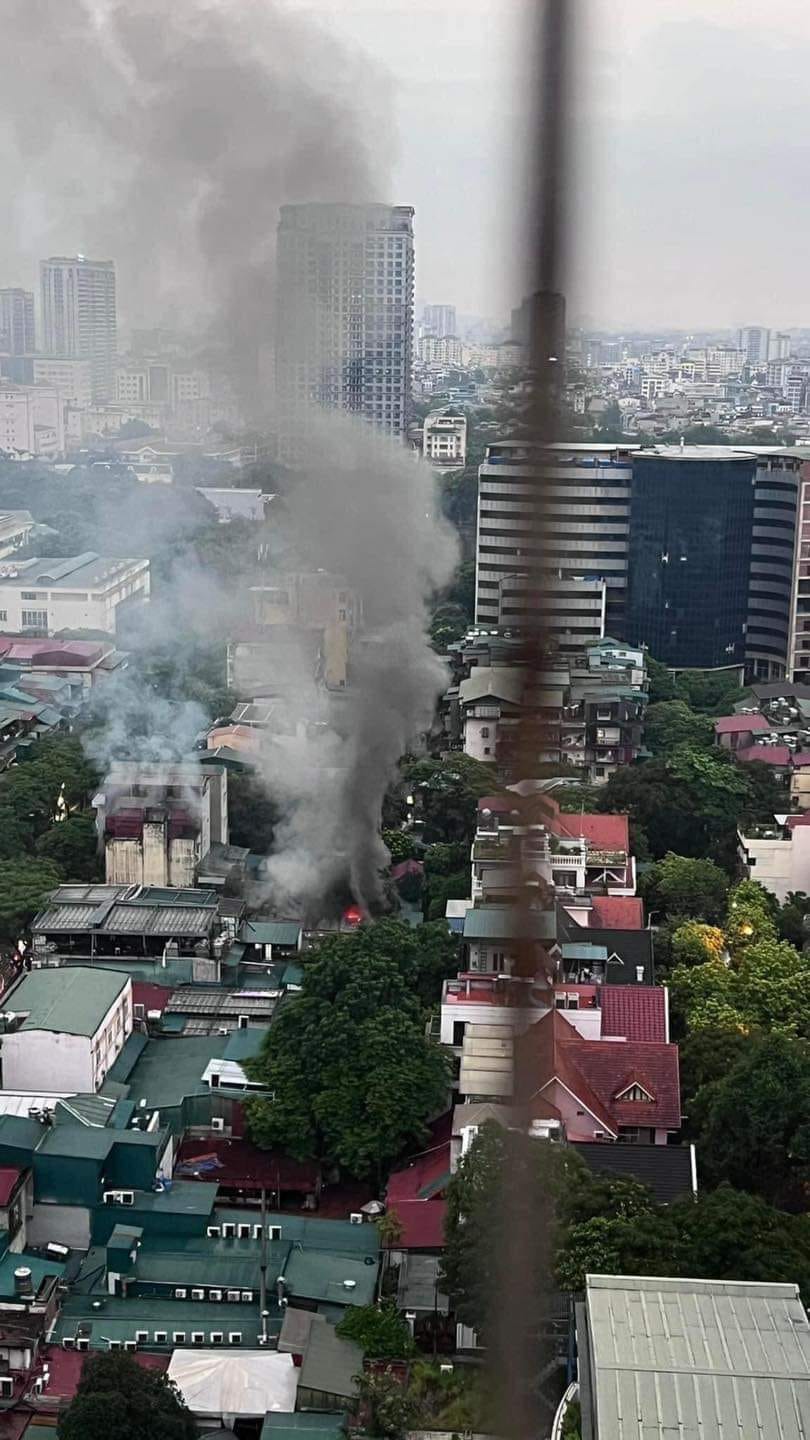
[738, 813, 810, 901]
[31, 882, 225, 967]
[714, 712, 772, 751]
[0, 968, 133, 1093]
[564, 1275, 810, 1440]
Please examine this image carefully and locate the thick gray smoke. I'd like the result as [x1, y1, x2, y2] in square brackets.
[4, 0, 459, 912]
[3, 0, 391, 410]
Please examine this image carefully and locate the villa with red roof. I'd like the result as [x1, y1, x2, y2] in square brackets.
[514, 1009, 680, 1145]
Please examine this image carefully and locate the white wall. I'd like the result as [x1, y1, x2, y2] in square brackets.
[464, 716, 497, 761]
[0, 562, 150, 636]
[742, 826, 810, 902]
[2, 1030, 94, 1093]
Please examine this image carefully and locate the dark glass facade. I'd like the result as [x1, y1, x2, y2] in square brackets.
[625, 454, 756, 669]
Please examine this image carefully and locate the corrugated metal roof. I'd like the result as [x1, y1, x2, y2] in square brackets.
[584, 1275, 810, 1439]
[4, 967, 128, 1036]
[240, 921, 302, 947]
[463, 906, 554, 940]
[102, 903, 215, 936]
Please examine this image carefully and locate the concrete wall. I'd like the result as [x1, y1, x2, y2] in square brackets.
[2, 1030, 94, 1093]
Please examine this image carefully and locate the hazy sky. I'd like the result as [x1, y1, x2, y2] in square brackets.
[310, 0, 810, 331]
[4, 0, 810, 332]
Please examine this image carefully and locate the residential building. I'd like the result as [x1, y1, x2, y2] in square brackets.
[93, 762, 230, 889]
[275, 203, 414, 451]
[0, 553, 150, 636]
[0, 384, 64, 458]
[31, 883, 224, 967]
[423, 304, 457, 338]
[418, 334, 463, 366]
[770, 331, 791, 361]
[0, 289, 35, 355]
[475, 442, 636, 635]
[40, 257, 117, 403]
[458, 666, 525, 761]
[237, 572, 359, 692]
[423, 412, 467, 467]
[0, 968, 132, 1093]
[31, 356, 93, 409]
[738, 814, 810, 901]
[564, 1275, 810, 1440]
[739, 325, 771, 366]
[0, 636, 125, 693]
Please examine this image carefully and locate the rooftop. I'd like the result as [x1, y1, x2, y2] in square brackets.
[125, 1035, 227, 1109]
[4, 966, 128, 1036]
[462, 905, 555, 941]
[581, 1274, 810, 1439]
[601, 986, 667, 1044]
[0, 553, 147, 590]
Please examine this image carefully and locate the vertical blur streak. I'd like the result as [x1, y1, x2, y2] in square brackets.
[490, 3, 573, 1437]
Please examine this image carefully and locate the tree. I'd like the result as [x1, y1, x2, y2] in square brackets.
[382, 830, 417, 863]
[643, 700, 714, 755]
[725, 878, 778, 955]
[356, 1370, 417, 1440]
[778, 891, 810, 948]
[403, 755, 496, 845]
[688, 1033, 810, 1208]
[640, 852, 729, 922]
[670, 921, 725, 969]
[670, 935, 810, 1038]
[668, 1186, 810, 1301]
[36, 813, 100, 881]
[0, 859, 62, 941]
[244, 922, 451, 1179]
[678, 1027, 751, 1116]
[376, 1210, 405, 1249]
[646, 657, 675, 703]
[57, 1351, 196, 1440]
[672, 669, 746, 716]
[597, 746, 757, 863]
[337, 1302, 415, 1359]
[441, 1123, 584, 1342]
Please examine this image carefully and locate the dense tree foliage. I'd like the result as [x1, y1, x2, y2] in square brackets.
[643, 700, 715, 755]
[402, 754, 496, 845]
[640, 852, 730, 923]
[245, 921, 452, 1178]
[57, 1352, 196, 1440]
[337, 1301, 415, 1359]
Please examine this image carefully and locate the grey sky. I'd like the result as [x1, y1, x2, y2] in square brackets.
[3, 1, 809, 331]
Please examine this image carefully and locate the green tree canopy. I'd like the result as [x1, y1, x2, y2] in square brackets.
[670, 934, 810, 1038]
[688, 1033, 810, 1208]
[640, 852, 730, 923]
[36, 813, 100, 881]
[57, 1351, 196, 1440]
[244, 921, 451, 1179]
[644, 700, 715, 755]
[0, 858, 63, 941]
[403, 754, 496, 844]
[337, 1301, 415, 1359]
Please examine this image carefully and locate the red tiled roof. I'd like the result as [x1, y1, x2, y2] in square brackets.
[387, 1198, 446, 1250]
[516, 1010, 680, 1133]
[39, 1346, 168, 1402]
[175, 1136, 320, 1193]
[388, 1143, 451, 1203]
[786, 813, 810, 829]
[736, 744, 792, 766]
[714, 714, 770, 734]
[0, 1169, 22, 1207]
[553, 812, 629, 849]
[590, 896, 644, 930]
[792, 752, 810, 768]
[390, 859, 424, 881]
[131, 982, 172, 1016]
[601, 986, 667, 1043]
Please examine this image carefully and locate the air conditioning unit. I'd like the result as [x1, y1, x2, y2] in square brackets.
[206, 1225, 221, 1238]
[222, 1223, 235, 1238]
[0, 1377, 13, 1398]
[191, 1289, 204, 1301]
[192, 1332, 204, 1345]
[76, 1338, 89, 1352]
[209, 1289, 222, 1302]
[241, 1290, 253, 1303]
[226, 1290, 239, 1303]
[237, 1224, 250, 1239]
[268, 1225, 281, 1240]
[349, 1213, 363, 1225]
[124, 1341, 136, 1352]
[174, 1288, 187, 1300]
[210, 1332, 223, 1344]
[62, 1337, 75, 1350]
[211, 1117, 225, 1133]
[135, 1330, 148, 1343]
[440, 1363, 454, 1375]
[103, 1190, 134, 1206]
[154, 1331, 167, 1344]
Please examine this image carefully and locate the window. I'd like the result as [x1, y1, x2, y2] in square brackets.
[615, 1082, 654, 1104]
[480, 727, 490, 739]
[0, 612, 6, 623]
[452, 1020, 466, 1047]
[20, 591, 44, 600]
[21, 609, 48, 628]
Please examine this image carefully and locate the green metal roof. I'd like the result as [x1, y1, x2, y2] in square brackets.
[125, 1035, 228, 1108]
[223, 1028, 266, 1062]
[261, 1412, 346, 1440]
[53, 1293, 279, 1350]
[281, 1248, 378, 1308]
[0, 1116, 44, 1154]
[300, 1316, 362, 1399]
[37, 1125, 114, 1161]
[462, 905, 555, 940]
[240, 921, 302, 947]
[107, 1032, 148, 1083]
[0, 1248, 64, 1300]
[214, 1211, 380, 1256]
[56, 1094, 118, 1127]
[5, 966, 128, 1036]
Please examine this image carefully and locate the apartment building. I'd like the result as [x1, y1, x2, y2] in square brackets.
[0, 553, 150, 635]
[40, 257, 117, 403]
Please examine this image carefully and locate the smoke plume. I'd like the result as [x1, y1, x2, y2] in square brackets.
[4, 0, 459, 912]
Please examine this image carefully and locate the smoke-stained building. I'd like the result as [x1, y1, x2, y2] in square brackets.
[275, 204, 414, 456]
[93, 762, 230, 889]
[39, 257, 117, 403]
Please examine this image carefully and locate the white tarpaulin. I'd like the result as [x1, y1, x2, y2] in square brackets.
[168, 1349, 298, 1424]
